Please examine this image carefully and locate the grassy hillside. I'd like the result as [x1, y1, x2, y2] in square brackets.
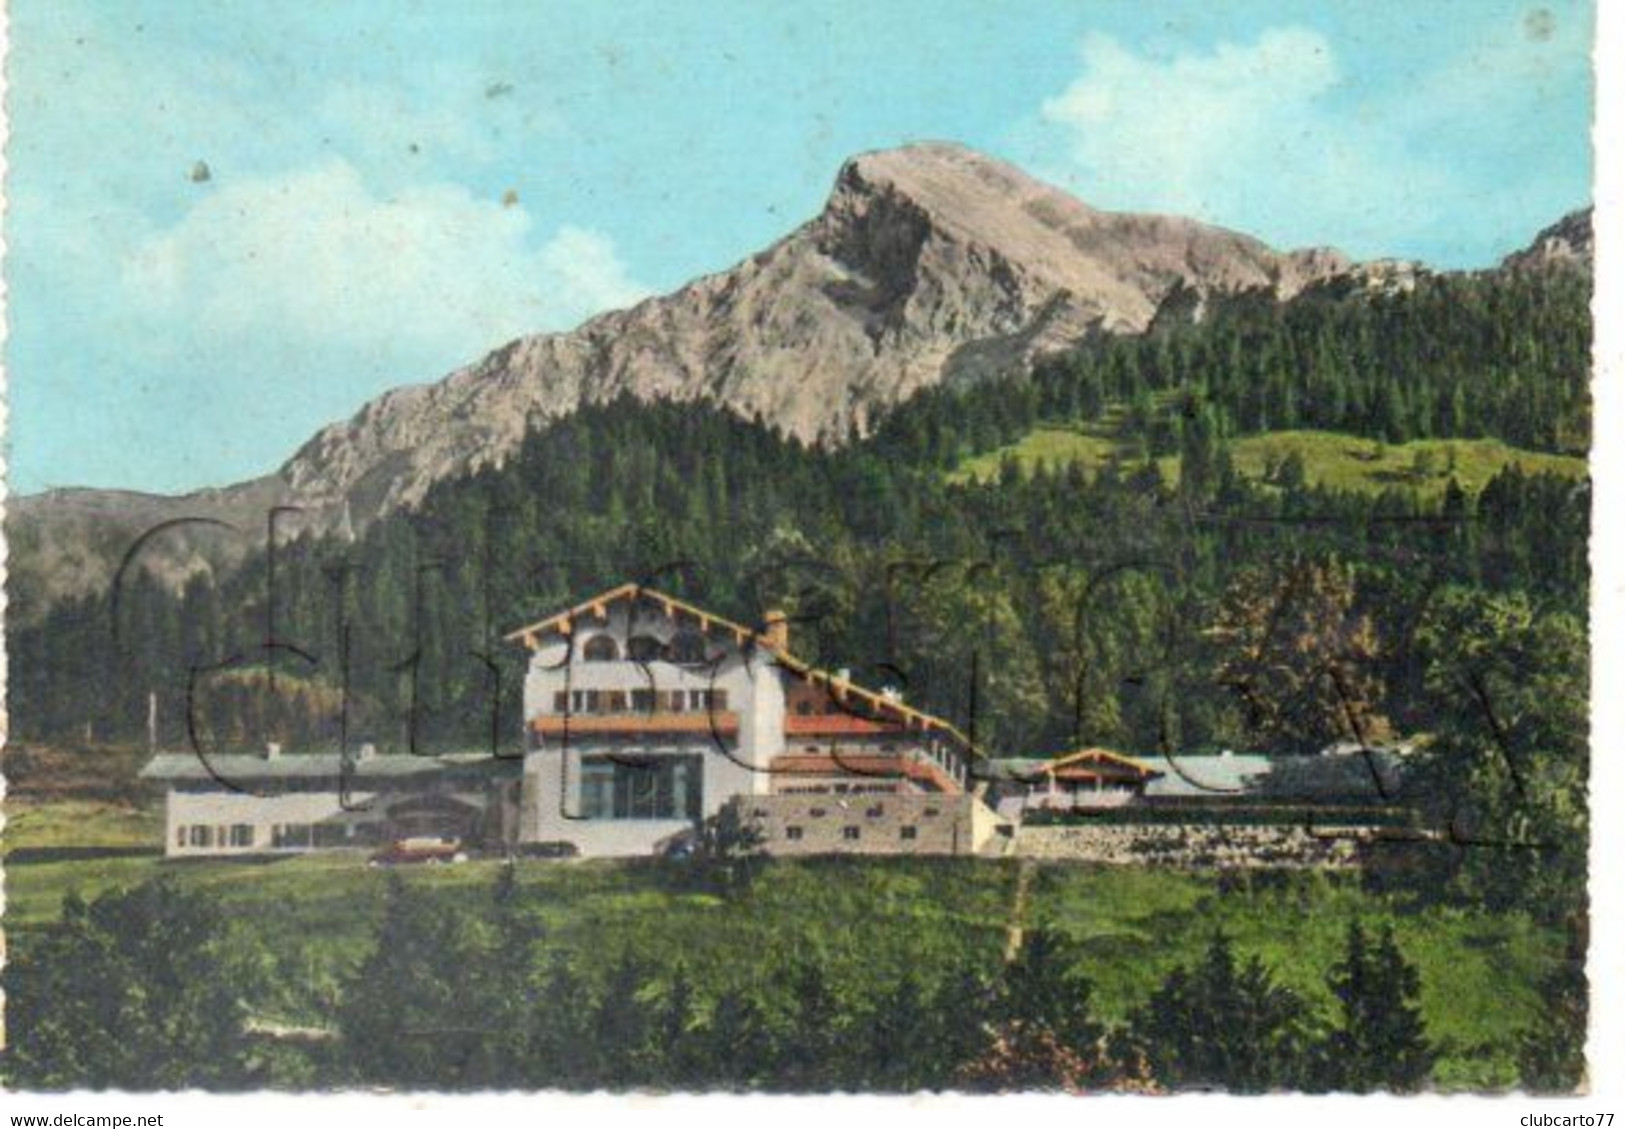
[3, 828, 1563, 1089]
[952, 424, 1587, 498]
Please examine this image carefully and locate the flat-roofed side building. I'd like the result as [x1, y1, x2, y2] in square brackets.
[140, 750, 519, 858]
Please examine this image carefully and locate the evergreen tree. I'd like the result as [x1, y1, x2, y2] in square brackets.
[338, 874, 491, 1087]
[529, 953, 597, 1087]
[775, 956, 845, 1090]
[1517, 936, 1587, 1093]
[591, 950, 654, 1087]
[1124, 932, 1311, 1092]
[650, 964, 706, 1089]
[1320, 922, 1435, 1091]
[2, 879, 259, 1090]
[697, 985, 776, 1090]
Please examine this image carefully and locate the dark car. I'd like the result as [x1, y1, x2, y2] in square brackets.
[656, 829, 699, 860]
[514, 840, 581, 860]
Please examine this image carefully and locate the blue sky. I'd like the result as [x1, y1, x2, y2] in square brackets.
[2, 0, 1594, 495]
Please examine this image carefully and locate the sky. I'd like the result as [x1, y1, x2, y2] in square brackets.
[1, 0, 1595, 495]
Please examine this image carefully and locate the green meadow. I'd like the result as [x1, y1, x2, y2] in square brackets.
[4, 823, 1564, 1090]
[951, 424, 1587, 499]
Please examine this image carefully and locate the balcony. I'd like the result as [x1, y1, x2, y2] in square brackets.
[784, 713, 907, 737]
[768, 752, 961, 794]
[531, 710, 740, 738]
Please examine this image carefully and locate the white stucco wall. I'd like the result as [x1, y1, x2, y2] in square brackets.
[164, 782, 494, 857]
[164, 788, 378, 857]
[517, 600, 790, 856]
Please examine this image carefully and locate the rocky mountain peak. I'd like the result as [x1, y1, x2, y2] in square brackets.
[10, 144, 1365, 614]
[1501, 207, 1593, 272]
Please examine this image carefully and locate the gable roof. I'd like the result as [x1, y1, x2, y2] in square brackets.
[1043, 747, 1163, 781]
[504, 583, 976, 752]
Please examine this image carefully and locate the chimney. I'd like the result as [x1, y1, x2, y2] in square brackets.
[762, 609, 790, 652]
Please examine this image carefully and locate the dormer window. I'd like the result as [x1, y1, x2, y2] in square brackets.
[668, 631, 707, 664]
[582, 635, 620, 662]
[627, 635, 663, 662]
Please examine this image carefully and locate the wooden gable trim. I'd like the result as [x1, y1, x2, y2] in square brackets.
[504, 580, 981, 756]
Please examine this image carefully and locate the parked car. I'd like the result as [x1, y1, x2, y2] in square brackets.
[513, 840, 581, 860]
[369, 836, 466, 866]
[655, 829, 699, 860]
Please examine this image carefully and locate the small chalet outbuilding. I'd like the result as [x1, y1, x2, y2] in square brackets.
[1025, 747, 1163, 810]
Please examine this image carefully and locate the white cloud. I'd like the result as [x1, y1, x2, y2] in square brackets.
[1032, 27, 1462, 256]
[122, 159, 648, 367]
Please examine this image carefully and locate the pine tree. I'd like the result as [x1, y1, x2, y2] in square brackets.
[2, 880, 258, 1089]
[1322, 922, 1435, 1092]
[1125, 932, 1310, 1092]
[650, 964, 706, 1089]
[776, 956, 844, 1090]
[698, 985, 776, 1090]
[591, 950, 654, 1087]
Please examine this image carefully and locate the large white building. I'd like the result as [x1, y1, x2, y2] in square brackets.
[143, 583, 1004, 858]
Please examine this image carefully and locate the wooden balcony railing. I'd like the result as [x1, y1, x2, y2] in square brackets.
[531, 710, 740, 737]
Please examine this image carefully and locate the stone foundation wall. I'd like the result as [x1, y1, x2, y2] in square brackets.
[1012, 823, 1364, 868]
[742, 793, 996, 856]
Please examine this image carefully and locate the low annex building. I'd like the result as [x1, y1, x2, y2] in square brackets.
[142, 583, 1004, 859]
[140, 747, 519, 857]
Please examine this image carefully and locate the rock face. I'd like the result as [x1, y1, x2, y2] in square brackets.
[277, 143, 1352, 514]
[1501, 208, 1593, 272]
[20, 144, 1578, 616]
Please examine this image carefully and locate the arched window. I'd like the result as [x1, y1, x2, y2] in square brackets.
[668, 631, 707, 664]
[627, 634, 663, 663]
[582, 634, 620, 662]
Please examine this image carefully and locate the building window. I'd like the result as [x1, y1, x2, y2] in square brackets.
[797, 701, 814, 716]
[229, 825, 255, 848]
[785, 826, 804, 841]
[607, 690, 629, 712]
[809, 807, 827, 818]
[843, 827, 861, 841]
[273, 824, 312, 848]
[578, 755, 704, 820]
[901, 826, 918, 840]
[866, 804, 885, 818]
[176, 826, 187, 848]
[923, 807, 940, 817]
[583, 634, 620, 662]
[554, 690, 569, 712]
[313, 824, 348, 847]
[669, 632, 706, 664]
[627, 635, 663, 662]
[188, 826, 213, 848]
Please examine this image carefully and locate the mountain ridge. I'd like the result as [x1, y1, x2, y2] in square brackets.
[275, 142, 1357, 515]
[5, 144, 1588, 617]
